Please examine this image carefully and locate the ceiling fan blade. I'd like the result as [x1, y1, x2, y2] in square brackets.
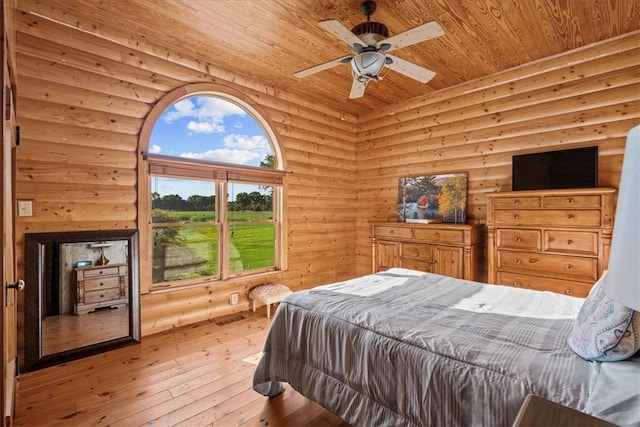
[386, 54, 436, 83]
[293, 55, 352, 78]
[318, 19, 366, 50]
[349, 79, 367, 99]
[377, 21, 444, 52]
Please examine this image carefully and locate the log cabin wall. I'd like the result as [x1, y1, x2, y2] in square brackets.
[12, 10, 358, 352]
[354, 31, 640, 276]
[9, 6, 639, 360]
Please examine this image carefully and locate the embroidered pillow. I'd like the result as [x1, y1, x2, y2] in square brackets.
[568, 273, 640, 361]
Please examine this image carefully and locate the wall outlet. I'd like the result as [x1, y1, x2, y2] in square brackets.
[229, 292, 239, 305]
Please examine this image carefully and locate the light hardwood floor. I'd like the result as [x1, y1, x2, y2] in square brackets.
[14, 309, 350, 427]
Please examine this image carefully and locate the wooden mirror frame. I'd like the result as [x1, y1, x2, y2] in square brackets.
[23, 229, 141, 371]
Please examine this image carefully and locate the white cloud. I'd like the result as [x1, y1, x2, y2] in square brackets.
[224, 134, 270, 152]
[148, 144, 162, 153]
[180, 148, 261, 165]
[186, 120, 224, 134]
[162, 96, 247, 134]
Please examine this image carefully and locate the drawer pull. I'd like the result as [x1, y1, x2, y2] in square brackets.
[389, 230, 395, 234]
[99, 271, 104, 275]
[567, 214, 574, 219]
[513, 281, 521, 287]
[566, 239, 573, 245]
[515, 237, 521, 242]
[567, 198, 574, 204]
[99, 282, 104, 286]
[434, 233, 440, 238]
[566, 264, 573, 270]
[514, 259, 521, 264]
[528, 258, 538, 264]
[512, 214, 519, 219]
[100, 294, 105, 298]
[513, 200, 519, 205]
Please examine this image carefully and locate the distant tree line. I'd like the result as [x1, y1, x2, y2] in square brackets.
[151, 191, 272, 212]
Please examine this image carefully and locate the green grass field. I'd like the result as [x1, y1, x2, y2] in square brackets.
[153, 210, 275, 282]
[168, 211, 273, 222]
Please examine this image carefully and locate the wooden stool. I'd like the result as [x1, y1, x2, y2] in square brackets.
[248, 283, 292, 318]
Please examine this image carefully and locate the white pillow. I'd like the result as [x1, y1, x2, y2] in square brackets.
[568, 273, 640, 361]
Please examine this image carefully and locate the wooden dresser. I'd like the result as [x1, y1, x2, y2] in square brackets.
[371, 222, 484, 281]
[74, 263, 128, 315]
[486, 188, 616, 297]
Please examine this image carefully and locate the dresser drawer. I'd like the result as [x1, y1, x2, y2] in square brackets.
[84, 276, 120, 291]
[85, 288, 122, 304]
[373, 226, 413, 239]
[496, 229, 541, 250]
[400, 259, 433, 273]
[543, 195, 601, 208]
[401, 243, 433, 259]
[413, 228, 465, 244]
[544, 230, 598, 255]
[493, 209, 601, 227]
[496, 271, 593, 297]
[81, 266, 121, 278]
[492, 196, 541, 209]
[497, 250, 598, 281]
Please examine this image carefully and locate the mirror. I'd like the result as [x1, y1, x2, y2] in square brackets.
[24, 229, 140, 371]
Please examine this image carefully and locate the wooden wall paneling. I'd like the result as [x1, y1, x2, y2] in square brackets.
[16, 33, 182, 92]
[353, 32, 640, 276]
[17, 118, 139, 151]
[360, 72, 638, 146]
[15, 182, 137, 205]
[358, 31, 640, 125]
[14, 13, 217, 85]
[17, 98, 143, 134]
[13, 0, 635, 358]
[18, 76, 151, 119]
[16, 159, 136, 187]
[16, 53, 163, 104]
[18, 141, 136, 169]
[15, 2, 360, 120]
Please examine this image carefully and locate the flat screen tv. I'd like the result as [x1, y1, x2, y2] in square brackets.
[512, 146, 598, 191]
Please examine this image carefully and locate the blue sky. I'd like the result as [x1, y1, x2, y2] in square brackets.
[149, 96, 273, 199]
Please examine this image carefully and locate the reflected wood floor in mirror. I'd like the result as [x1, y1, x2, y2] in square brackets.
[14, 309, 350, 427]
[42, 307, 129, 355]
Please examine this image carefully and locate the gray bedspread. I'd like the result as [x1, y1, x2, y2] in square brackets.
[253, 268, 640, 426]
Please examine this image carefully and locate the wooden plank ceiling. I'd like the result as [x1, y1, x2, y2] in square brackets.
[14, 0, 640, 116]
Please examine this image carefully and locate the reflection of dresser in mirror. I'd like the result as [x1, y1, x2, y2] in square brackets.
[74, 264, 129, 315]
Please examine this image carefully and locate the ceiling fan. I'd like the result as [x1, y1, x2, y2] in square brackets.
[293, 0, 444, 99]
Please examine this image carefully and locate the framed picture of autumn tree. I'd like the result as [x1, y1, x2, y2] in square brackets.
[397, 173, 467, 223]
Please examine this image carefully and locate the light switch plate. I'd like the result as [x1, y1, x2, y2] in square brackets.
[18, 200, 32, 217]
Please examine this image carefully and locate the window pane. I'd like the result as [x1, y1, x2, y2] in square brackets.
[151, 177, 216, 220]
[228, 183, 273, 221]
[152, 225, 218, 283]
[229, 224, 275, 274]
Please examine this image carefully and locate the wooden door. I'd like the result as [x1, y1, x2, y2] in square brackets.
[374, 241, 399, 272]
[1, 88, 17, 425]
[434, 246, 463, 279]
[1, 3, 18, 424]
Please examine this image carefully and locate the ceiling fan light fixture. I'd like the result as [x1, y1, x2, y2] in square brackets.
[351, 50, 386, 81]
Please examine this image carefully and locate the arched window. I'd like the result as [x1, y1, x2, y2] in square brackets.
[141, 86, 284, 289]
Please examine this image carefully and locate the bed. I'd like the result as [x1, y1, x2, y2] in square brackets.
[253, 268, 640, 426]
